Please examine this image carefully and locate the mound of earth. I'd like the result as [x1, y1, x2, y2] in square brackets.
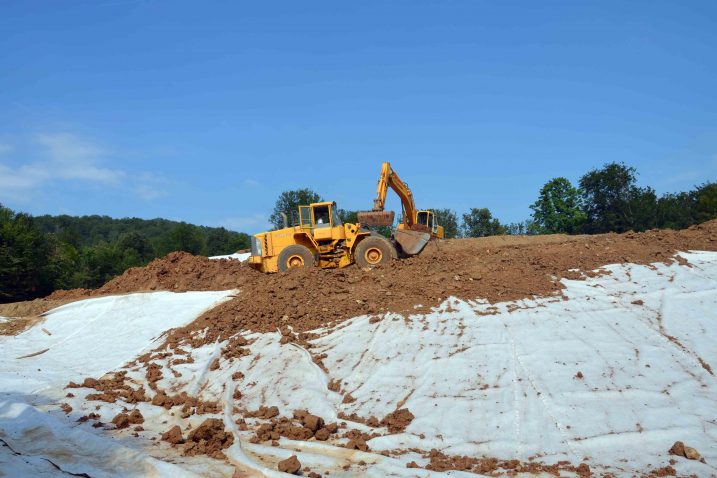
[163, 220, 717, 347]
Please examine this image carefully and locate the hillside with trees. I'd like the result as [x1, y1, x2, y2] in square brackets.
[0, 209, 249, 303]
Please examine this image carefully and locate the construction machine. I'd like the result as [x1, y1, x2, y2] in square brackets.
[248, 162, 443, 273]
[357, 162, 444, 254]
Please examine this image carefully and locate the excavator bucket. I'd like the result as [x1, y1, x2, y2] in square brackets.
[357, 210, 395, 227]
[394, 228, 431, 255]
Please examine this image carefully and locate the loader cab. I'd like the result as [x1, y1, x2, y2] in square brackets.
[299, 201, 343, 241]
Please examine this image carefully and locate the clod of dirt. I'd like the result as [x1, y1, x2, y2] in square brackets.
[112, 412, 130, 429]
[380, 408, 415, 433]
[577, 462, 591, 477]
[669, 440, 702, 461]
[184, 418, 234, 459]
[277, 455, 301, 474]
[60, 403, 72, 414]
[575, 371, 584, 379]
[128, 409, 144, 424]
[162, 425, 184, 445]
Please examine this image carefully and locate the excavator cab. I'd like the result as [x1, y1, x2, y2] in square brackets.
[416, 210, 445, 239]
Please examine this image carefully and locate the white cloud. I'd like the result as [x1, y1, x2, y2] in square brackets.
[36, 133, 125, 184]
[0, 132, 166, 203]
[220, 214, 269, 232]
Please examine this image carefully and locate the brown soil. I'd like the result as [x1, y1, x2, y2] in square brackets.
[160, 220, 717, 348]
[380, 408, 414, 433]
[6, 221, 716, 341]
[422, 449, 586, 476]
[277, 455, 301, 474]
[183, 418, 234, 459]
[162, 425, 184, 445]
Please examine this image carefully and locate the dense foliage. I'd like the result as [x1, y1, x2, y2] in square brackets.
[0, 208, 249, 303]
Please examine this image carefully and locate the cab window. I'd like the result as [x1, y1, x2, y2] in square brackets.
[332, 206, 343, 226]
[313, 205, 331, 228]
[299, 206, 312, 228]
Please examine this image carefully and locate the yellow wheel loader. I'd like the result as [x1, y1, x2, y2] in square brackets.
[248, 162, 443, 273]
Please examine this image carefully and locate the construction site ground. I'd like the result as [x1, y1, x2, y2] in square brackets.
[1, 222, 717, 477]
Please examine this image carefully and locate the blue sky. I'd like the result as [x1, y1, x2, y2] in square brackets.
[1, 1, 715, 233]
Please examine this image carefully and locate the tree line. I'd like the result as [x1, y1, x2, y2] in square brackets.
[0, 208, 249, 303]
[270, 163, 716, 239]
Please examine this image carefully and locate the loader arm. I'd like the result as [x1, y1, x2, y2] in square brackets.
[372, 162, 417, 226]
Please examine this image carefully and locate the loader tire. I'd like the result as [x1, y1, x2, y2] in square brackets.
[355, 236, 397, 268]
[278, 245, 316, 272]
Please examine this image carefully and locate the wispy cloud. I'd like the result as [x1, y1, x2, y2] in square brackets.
[220, 214, 269, 232]
[243, 178, 260, 187]
[36, 133, 125, 184]
[0, 132, 168, 203]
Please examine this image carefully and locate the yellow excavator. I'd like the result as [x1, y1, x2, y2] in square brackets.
[248, 162, 443, 272]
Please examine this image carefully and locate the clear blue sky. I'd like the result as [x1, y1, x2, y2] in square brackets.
[1, 1, 715, 233]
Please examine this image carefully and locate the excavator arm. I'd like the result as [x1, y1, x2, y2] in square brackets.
[357, 162, 438, 255]
[370, 162, 417, 227]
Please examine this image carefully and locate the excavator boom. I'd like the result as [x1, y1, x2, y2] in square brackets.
[357, 162, 442, 255]
[358, 162, 416, 227]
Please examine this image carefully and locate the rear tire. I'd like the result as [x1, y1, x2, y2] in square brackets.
[277, 245, 316, 272]
[354, 236, 397, 268]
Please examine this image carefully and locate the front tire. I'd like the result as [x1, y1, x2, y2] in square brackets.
[277, 245, 316, 272]
[354, 236, 397, 268]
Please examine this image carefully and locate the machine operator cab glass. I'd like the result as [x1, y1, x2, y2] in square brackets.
[416, 210, 438, 233]
[299, 202, 343, 241]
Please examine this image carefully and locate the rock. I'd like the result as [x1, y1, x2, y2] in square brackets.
[128, 409, 144, 424]
[303, 414, 324, 432]
[685, 446, 702, 460]
[314, 428, 330, 441]
[278, 455, 301, 474]
[111, 412, 130, 429]
[669, 441, 686, 457]
[161, 425, 184, 444]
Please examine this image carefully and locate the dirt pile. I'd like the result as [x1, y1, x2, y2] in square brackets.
[161, 220, 717, 347]
[47, 252, 255, 301]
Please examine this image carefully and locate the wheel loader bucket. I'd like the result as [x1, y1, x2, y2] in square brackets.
[394, 228, 431, 255]
[357, 210, 395, 227]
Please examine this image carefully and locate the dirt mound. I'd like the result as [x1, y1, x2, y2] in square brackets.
[161, 220, 717, 347]
[97, 252, 255, 294]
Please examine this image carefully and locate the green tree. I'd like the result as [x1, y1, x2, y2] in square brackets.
[505, 220, 541, 235]
[155, 223, 205, 256]
[116, 231, 154, 261]
[430, 209, 460, 238]
[80, 242, 123, 288]
[579, 162, 656, 233]
[461, 208, 506, 237]
[205, 228, 250, 256]
[695, 182, 717, 223]
[337, 209, 358, 224]
[656, 191, 697, 230]
[269, 188, 322, 229]
[530, 177, 586, 234]
[0, 204, 56, 302]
